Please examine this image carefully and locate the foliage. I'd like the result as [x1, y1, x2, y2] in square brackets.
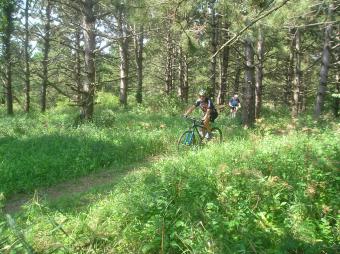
[0, 94, 182, 196]
[89, 128, 338, 253]
[1, 0, 339, 250]
[0, 98, 339, 253]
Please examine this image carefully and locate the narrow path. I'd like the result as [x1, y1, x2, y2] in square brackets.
[3, 157, 162, 214]
[4, 169, 128, 214]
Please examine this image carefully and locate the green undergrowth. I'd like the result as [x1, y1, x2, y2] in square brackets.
[1, 127, 339, 253]
[1, 96, 339, 253]
[0, 94, 187, 196]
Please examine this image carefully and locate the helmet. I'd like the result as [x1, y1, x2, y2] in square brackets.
[198, 89, 207, 96]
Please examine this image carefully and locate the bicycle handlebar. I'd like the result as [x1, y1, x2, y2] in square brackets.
[182, 116, 204, 126]
[183, 115, 196, 121]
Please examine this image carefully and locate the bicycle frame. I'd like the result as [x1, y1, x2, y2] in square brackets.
[185, 117, 206, 142]
[178, 116, 222, 150]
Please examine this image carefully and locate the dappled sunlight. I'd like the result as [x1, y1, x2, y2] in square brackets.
[1, 99, 339, 253]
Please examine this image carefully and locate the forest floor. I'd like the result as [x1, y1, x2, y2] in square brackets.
[4, 156, 161, 214]
[4, 169, 129, 214]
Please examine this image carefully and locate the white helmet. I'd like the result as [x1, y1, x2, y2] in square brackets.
[198, 89, 207, 96]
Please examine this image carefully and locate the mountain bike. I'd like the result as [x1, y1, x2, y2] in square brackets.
[177, 116, 222, 151]
[230, 106, 239, 118]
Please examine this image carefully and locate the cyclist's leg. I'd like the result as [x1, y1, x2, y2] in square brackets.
[206, 112, 217, 139]
[230, 107, 235, 118]
[198, 126, 204, 137]
[202, 118, 210, 138]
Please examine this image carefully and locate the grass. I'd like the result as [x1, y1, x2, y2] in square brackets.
[0, 95, 339, 253]
[0, 96, 185, 196]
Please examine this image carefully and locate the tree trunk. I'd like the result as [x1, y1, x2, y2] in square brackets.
[255, 26, 264, 119]
[117, 10, 129, 106]
[334, 73, 339, 117]
[217, 20, 229, 105]
[284, 28, 295, 106]
[183, 53, 189, 103]
[178, 47, 185, 101]
[75, 29, 82, 103]
[209, 0, 218, 98]
[3, 1, 14, 115]
[287, 29, 295, 105]
[334, 26, 340, 117]
[24, 0, 31, 113]
[300, 67, 310, 113]
[292, 28, 301, 118]
[165, 30, 173, 95]
[243, 38, 256, 127]
[314, 3, 334, 119]
[233, 63, 241, 96]
[172, 45, 178, 91]
[41, 0, 51, 112]
[81, 0, 96, 119]
[134, 25, 144, 104]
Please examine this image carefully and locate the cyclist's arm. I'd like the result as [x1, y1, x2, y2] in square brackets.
[184, 105, 195, 116]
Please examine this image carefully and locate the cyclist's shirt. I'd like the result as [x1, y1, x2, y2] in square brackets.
[195, 97, 218, 122]
[229, 98, 240, 107]
[195, 97, 216, 113]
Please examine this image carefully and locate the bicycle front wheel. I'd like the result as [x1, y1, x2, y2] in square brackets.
[177, 130, 198, 151]
[208, 127, 222, 144]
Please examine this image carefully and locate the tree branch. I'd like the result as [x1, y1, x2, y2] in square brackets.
[48, 82, 73, 99]
[211, 0, 291, 59]
[284, 20, 339, 29]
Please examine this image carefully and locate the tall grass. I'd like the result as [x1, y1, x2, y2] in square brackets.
[0, 94, 187, 196]
[2, 129, 339, 253]
[81, 131, 339, 253]
[1, 95, 339, 253]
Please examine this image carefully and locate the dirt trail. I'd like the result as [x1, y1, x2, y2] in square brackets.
[3, 164, 144, 214]
[3, 154, 165, 214]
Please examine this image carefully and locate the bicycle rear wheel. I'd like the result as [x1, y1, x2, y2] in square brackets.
[208, 127, 222, 144]
[177, 131, 198, 151]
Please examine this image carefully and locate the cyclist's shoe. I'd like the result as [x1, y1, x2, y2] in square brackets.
[205, 132, 212, 140]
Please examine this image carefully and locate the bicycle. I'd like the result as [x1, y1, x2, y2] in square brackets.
[177, 116, 222, 151]
[230, 106, 240, 118]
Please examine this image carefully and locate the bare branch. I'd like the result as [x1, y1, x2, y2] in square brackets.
[284, 20, 339, 29]
[48, 82, 73, 99]
[211, 0, 291, 59]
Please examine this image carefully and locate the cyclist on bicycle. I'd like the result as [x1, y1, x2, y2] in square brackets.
[183, 89, 218, 138]
[229, 94, 241, 114]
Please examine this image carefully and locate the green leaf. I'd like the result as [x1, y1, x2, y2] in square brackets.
[175, 220, 185, 228]
[142, 243, 155, 253]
